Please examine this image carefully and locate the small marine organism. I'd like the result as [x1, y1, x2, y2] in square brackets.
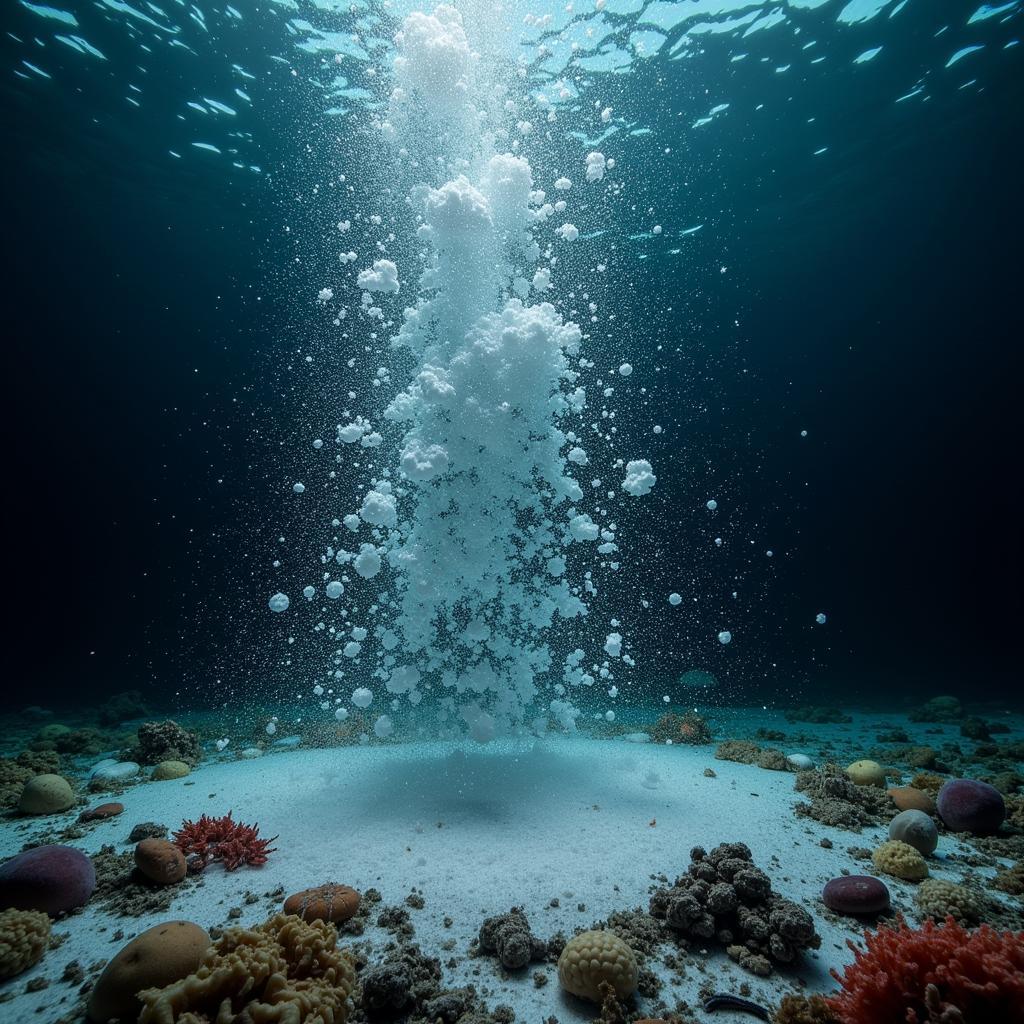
[172, 811, 277, 871]
[557, 929, 638, 1002]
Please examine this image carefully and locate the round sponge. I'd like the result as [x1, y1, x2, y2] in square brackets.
[557, 929, 638, 1003]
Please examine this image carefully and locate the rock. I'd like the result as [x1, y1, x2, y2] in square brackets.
[18, 774, 75, 814]
[283, 884, 360, 923]
[131, 721, 201, 767]
[888, 809, 939, 856]
[937, 778, 1006, 836]
[152, 760, 190, 781]
[557, 929, 638, 1002]
[79, 802, 125, 823]
[479, 907, 547, 969]
[134, 839, 187, 885]
[239, 747, 263, 759]
[786, 753, 813, 770]
[888, 786, 936, 815]
[90, 761, 140, 783]
[822, 875, 890, 916]
[0, 845, 96, 915]
[128, 822, 168, 843]
[87, 920, 210, 1022]
[846, 760, 886, 787]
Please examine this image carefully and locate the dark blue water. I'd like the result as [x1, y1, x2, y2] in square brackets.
[2, 0, 1021, 713]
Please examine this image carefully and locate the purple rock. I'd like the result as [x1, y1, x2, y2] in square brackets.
[0, 844, 96, 915]
[936, 778, 1005, 836]
[822, 875, 890, 916]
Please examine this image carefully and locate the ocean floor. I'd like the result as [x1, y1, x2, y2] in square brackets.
[1, 706, 1022, 1022]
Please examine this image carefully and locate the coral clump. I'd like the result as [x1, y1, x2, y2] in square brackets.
[172, 812, 277, 871]
[649, 843, 819, 974]
[650, 712, 711, 745]
[557, 929, 638, 1002]
[478, 907, 547, 969]
[915, 879, 986, 924]
[137, 913, 357, 1023]
[794, 765, 891, 831]
[0, 908, 50, 979]
[715, 739, 763, 764]
[909, 695, 963, 722]
[132, 720, 202, 767]
[827, 916, 1024, 1024]
[992, 861, 1024, 897]
[872, 840, 929, 882]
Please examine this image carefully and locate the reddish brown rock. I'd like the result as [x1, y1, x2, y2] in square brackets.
[888, 786, 937, 815]
[283, 883, 359, 923]
[134, 839, 187, 885]
[79, 802, 125, 823]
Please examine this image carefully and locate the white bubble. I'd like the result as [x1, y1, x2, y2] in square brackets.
[815, 612, 827, 625]
[668, 592, 682, 606]
[373, 714, 394, 738]
[265, 721, 277, 735]
[604, 710, 615, 722]
[718, 630, 732, 645]
[706, 499, 718, 511]
[268, 593, 290, 613]
[618, 362, 633, 377]
[352, 687, 373, 709]
[335, 707, 349, 721]
[303, 586, 315, 600]
[325, 581, 344, 599]
[293, 482, 305, 494]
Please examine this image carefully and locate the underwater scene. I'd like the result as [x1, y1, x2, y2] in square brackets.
[2, 0, 1023, 1020]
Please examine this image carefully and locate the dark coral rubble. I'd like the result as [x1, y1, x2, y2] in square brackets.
[649, 843, 820, 975]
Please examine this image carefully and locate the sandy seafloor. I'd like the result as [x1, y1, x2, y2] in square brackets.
[1, 706, 1022, 1022]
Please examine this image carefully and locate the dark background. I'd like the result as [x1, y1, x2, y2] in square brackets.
[2, 1, 1021, 711]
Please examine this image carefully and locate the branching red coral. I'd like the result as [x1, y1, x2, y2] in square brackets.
[827, 915, 1024, 1024]
[172, 811, 277, 871]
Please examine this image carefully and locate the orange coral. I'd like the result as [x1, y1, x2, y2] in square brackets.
[827, 916, 1024, 1024]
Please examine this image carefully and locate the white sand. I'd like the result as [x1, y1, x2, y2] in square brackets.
[1, 712, 1017, 1021]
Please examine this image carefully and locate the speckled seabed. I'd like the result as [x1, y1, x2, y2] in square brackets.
[3, 707, 1022, 1022]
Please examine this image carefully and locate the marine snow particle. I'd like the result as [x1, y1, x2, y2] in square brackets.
[373, 715, 394, 739]
[335, 707, 349, 722]
[325, 581, 344, 600]
[668, 593, 682, 606]
[343, 641, 362, 658]
[356, 259, 399, 294]
[605, 710, 615, 722]
[618, 362, 633, 377]
[652, 225, 662, 235]
[557, 222, 579, 242]
[352, 687, 373, 709]
[554, 176, 572, 190]
[265, 722, 277, 736]
[604, 632, 623, 657]
[293, 482, 305, 494]
[717, 630, 732, 645]
[706, 499, 718, 510]
[303, 586, 315, 600]
[313, 439, 323, 449]
[800, 429, 808, 437]
[268, 593, 290, 613]
[816, 612, 827, 625]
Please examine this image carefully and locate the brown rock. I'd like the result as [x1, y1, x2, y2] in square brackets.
[282, 883, 360, 923]
[134, 838, 186, 885]
[888, 786, 937, 815]
[87, 920, 210, 1022]
[79, 802, 125, 823]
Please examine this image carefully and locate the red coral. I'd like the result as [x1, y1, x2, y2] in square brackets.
[827, 916, 1024, 1024]
[172, 812, 278, 871]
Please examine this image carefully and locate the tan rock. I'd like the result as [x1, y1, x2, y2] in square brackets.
[151, 760, 189, 781]
[888, 786, 937, 815]
[87, 920, 210, 1022]
[18, 774, 75, 814]
[134, 839, 186, 885]
[846, 759, 886, 787]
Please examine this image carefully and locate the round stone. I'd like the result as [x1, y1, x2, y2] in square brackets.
[18, 774, 75, 815]
[79, 802, 125, 823]
[822, 875, 890, 916]
[888, 786, 937, 815]
[87, 921, 210, 1022]
[937, 778, 1005, 836]
[0, 845, 96, 915]
[846, 760, 886, 787]
[888, 809, 939, 856]
[134, 839, 187, 885]
[152, 760, 190, 781]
